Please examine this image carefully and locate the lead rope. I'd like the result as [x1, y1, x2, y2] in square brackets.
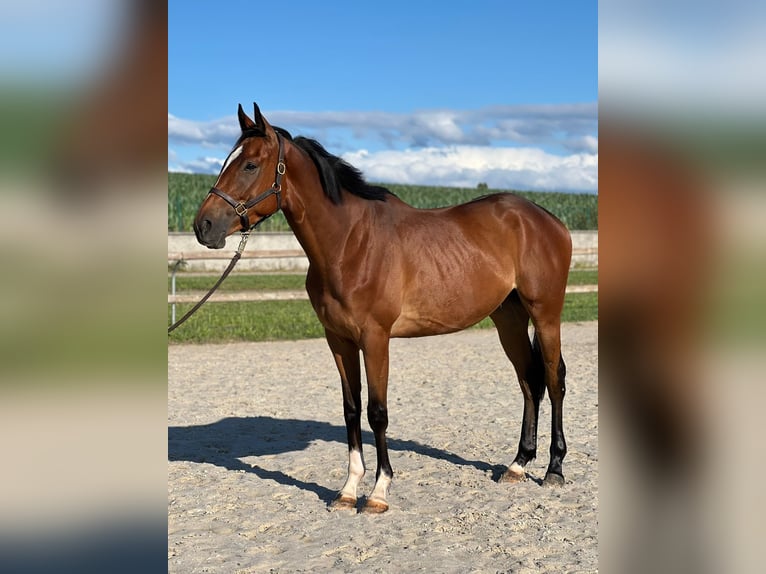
[169, 135, 285, 335]
[167, 231, 251, 334]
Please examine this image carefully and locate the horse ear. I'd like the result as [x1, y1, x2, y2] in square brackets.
[238, 103, 255, 132]
[252, 102, 267, 133]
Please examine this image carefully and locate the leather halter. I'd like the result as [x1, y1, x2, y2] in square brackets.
[168, 133, 286, 335]
[208, 133, 285, 231]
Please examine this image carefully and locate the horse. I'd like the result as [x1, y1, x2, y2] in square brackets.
[193, 103, 572, 513]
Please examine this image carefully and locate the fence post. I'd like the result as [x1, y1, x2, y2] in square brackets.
[170, 259, 183, 323]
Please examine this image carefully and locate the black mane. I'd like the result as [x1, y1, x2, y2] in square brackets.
[240, 126, 390, 204]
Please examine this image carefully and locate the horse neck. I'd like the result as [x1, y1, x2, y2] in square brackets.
[280, 143, 369, 270]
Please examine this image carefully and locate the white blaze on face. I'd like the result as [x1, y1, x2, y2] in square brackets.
[214, 144, 243, 186]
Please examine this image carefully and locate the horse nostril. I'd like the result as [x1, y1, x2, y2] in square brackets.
[193, 218, 212, 242]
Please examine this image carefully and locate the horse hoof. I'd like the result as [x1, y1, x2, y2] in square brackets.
[543, 472, 565, 487]
[361, 497, 389, 514]
[499, 467, 527, 483]
[329, 494, 357, 510]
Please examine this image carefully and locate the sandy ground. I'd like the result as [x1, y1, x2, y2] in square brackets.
[168, 321, 598, 573]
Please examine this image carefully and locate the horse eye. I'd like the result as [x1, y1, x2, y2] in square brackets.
[244, 162, 257, 172]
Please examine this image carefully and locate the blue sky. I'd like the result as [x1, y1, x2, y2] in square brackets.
[169, 1, 598, 192]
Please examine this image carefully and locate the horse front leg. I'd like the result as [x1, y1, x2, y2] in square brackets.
[325, 330, 365, 510]
[360, 329, 393, 513]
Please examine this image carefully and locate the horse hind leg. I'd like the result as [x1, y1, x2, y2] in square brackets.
[490, 291, 546, 483]
[529, 312, 568, 487]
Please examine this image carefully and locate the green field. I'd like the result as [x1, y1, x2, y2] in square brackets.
[168, 269, 598, 293]
[168, 173, 598, 233]
[168, 269, 597, 293]
[169, 273, 307, 292]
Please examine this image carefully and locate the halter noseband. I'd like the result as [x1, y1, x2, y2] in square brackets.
[207, 133, 285, 231]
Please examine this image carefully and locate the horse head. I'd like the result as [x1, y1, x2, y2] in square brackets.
[193, 103, 284, 248]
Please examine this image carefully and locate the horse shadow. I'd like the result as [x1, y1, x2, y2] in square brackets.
[168, 416, 507, 505]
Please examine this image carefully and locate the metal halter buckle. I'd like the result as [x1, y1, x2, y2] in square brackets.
[236, 231, 250, 254]
[234, 203, 247, 217]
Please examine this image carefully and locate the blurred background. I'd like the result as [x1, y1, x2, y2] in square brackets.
[0, 0, 166, 572]
[599, 1, 765, 572]
[0, 0, 763, 572]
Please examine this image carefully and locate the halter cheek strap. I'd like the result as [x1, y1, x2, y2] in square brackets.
[208, 133, 286, 231]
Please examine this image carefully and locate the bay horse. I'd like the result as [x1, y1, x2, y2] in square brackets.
[193, 103, 572, 513]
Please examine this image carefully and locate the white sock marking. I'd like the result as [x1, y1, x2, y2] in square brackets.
[369, 472, 392, 503]
[339, 449, 365, 499]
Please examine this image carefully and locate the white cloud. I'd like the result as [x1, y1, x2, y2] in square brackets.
[343, 146, 597, 192]
[170, 144, 597, 192]
[168, 156, 223, 175]
[563, 134, 599, 153]
[168, 104, 598, 192]
[169, 103, 597, 151]
[273, 103, 598, 149]
[168, 113, 239, 147]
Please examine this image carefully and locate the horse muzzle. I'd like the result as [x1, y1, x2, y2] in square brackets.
[193, 216, 227, 249]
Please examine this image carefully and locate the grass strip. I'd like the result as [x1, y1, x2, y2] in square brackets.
[168, 292, 597, 344]
[168, 269, 598, 293]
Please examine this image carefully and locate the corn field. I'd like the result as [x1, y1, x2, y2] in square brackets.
[168, 173, 597, 232]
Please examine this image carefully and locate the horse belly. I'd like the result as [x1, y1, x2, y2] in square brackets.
[389, 232, 517, 337]
[390, 281, 510, 338]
